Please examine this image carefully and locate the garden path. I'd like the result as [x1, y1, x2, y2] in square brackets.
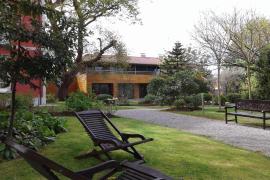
[116, 108, 270, 157]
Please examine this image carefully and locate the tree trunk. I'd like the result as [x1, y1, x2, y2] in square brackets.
[217, 65, 221, 111]
[57, 73, 75, 101]
[247, 65, 252, 100]
[7, 81, 16, 138]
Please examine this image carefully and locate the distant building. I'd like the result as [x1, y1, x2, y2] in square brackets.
[48, 54, 161, 99]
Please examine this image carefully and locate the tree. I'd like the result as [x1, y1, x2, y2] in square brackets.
[255, 44, 270, 99]
[193, 11, 230, 110]
[160, 42, 191, 75]
[147, 70, 208, 105]
[0, 1, 70, 139]
[217, 9, 270, 99]
[44, 0, 139, 100]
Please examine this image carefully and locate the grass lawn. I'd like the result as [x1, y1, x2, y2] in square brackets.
[1, 116, 270, 179]
[174, 105, 270, 128]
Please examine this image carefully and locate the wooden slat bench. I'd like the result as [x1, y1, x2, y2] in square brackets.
[2, 138, 173, 180]
[225, 100, 270, 129]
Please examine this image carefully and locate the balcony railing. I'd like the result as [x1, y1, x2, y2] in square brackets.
[87, 69, 160, 75]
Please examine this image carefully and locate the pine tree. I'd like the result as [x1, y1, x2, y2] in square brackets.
[160, 42, 190, 75]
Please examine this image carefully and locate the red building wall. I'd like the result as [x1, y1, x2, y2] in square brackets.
[0, 15, 43, 100]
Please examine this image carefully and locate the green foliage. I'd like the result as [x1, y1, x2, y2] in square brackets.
[174, 98, 186, 109]
[46, 93, 58, 104]
[184, 94, 201, 109]
[0, 110, 67, 159]
[255, 44, 270, 99]
[148, 71, 209, 105]
[214, 95, 228, 106]
[66, 91, 103, 111]
[226, 93, 241, 103]
[15, 94, 33, 110]
[147, 77, 166, 96]
[143, 94, 157, 105]
[96, 94, 113, 102]
[160, 42, 190, 75]
[202, 93, 212, 102]
[0, 94, 10, 110]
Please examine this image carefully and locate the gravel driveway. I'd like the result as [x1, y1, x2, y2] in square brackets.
[116, 108, 270, 157]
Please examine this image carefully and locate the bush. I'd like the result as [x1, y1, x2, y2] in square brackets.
[226, 93, 241, 103]
[184, 94, 201, 109]
[0, 110, 67, 159]
[96, 94, 113, 102]
[143, 94, 156, 104]
[66, 91, 103, 111]
[202, 93, 212, 102]
[174, 98, 186, 109]
[15, 93, 33, 110]
[46, 93, 58, 103]
[214, 95, 227, 106]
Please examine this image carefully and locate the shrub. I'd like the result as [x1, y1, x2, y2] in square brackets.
[184, 94, 201, 109]
[143, 94, 156, 104]
[226, 93, 241, 103]
[0, 110, 67, 159]
[202, 93, 212, 102]
[46, 93, 58, 103]
[174, 98, 186, 109]
[66, 91, 103, 111]
[214, 95, 228, 106]
[96, 94, 113, 102]
[15, 93, 33, 110]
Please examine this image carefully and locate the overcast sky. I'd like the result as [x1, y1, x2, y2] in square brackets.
[99, 0, 270, 57]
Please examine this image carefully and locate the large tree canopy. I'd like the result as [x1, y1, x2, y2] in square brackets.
[44, 0, 140, 100]
[0, 0, 72, 138]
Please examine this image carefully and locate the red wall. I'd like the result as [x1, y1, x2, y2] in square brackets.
[0, 15, 42, 98]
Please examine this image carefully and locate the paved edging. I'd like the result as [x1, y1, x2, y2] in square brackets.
[116, 108, 270, 157]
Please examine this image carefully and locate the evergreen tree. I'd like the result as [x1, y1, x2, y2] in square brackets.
[160, 42, 190, 75]
[256, 44, 270, 99]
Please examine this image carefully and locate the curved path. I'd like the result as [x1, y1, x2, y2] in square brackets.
[116, 108, 270, 157]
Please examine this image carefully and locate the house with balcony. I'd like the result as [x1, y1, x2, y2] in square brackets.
[48, 54, 161, 99]
[86, 54, 161, 99]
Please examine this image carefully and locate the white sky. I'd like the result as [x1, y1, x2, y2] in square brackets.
[100, 0, 270, 57]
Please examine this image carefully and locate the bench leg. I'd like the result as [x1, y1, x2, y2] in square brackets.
[235, 115, 238, 123]
[263, 119, 266, 130]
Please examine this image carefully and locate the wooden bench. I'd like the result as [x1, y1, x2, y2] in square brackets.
[3, 138, 173, 180]
[225, 100, 270, 129]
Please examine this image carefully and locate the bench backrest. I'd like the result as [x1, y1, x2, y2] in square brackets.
[236, 100, 270, 112]
[5, 139, 88, 180]
[75, 110, 120, 143]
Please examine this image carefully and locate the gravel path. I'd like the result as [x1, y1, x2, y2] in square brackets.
[116, 108, 270, 157]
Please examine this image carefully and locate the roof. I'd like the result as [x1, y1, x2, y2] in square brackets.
[83, 54, 161, 66]
[128, 56, 161, 65]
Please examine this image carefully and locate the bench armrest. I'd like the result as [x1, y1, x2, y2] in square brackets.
[120, 133, 146, 141]
[94, 138, 120, 147]
[75, 160, 119, 177]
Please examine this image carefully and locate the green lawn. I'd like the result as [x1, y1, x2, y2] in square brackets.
[173, 105, 270, 128]
[1, 116, 270, 179]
